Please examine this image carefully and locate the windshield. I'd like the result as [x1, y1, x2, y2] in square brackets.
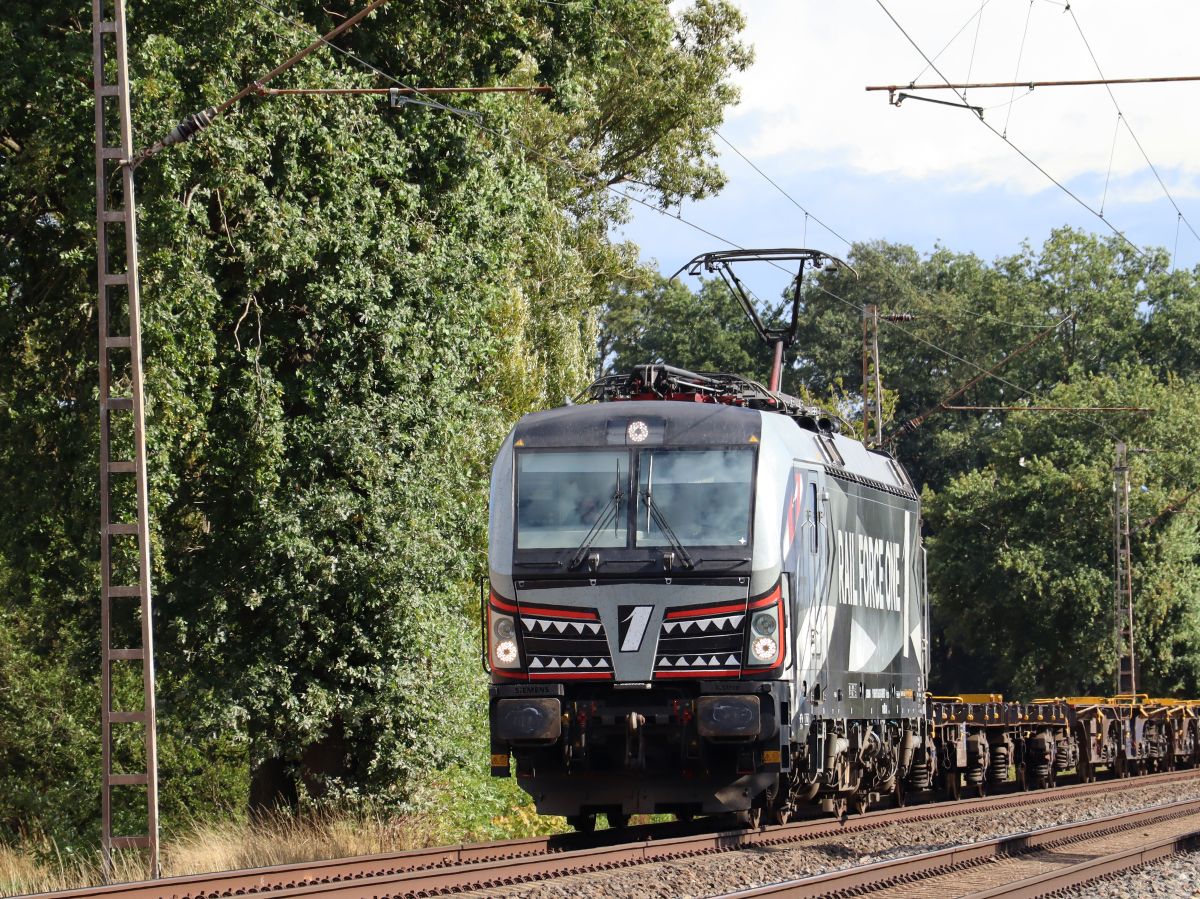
[516, 451, 629, 550]
[637, 448, 753, 547]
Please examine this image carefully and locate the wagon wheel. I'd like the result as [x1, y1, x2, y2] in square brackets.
[943, 770, 961, 802]
[736, 807, 763, 829]
[768, 788, 793, 826]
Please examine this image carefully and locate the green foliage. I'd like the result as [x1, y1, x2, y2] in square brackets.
[598, 272, 779, 380]
[925, 370, 1200, 697]
[0, 0, 748, 844]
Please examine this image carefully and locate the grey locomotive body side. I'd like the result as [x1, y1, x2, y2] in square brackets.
[486, 400, 929, 822]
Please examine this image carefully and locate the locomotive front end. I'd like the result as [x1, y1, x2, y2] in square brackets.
[486, 401, 789, 824]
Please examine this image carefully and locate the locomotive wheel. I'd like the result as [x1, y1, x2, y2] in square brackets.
[606, 812, 630, 830]
[567, 814, 596, 833]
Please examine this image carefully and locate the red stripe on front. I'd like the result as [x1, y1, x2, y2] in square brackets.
[489, 591, 599, 621]
[489, 593, 520, 614]
[654, 669, 741, 679]
[518, 605, 599, 621]
[749, 585, 783, 610]
[664, 584, 782, 620]
[666, 601, 746, 620]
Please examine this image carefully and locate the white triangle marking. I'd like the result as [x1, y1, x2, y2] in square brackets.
[663, 621, 678, 634]
[709, 656, 721, 667]
[587, 622, 601, 634]
[571, 622, 584, 634]
[579, 659, 592, 669]
[725, 655, 739, 666]
[849, 616, 878, 671]
[729, 615, 744, 628]
[658, 658, 670, 667]
[561, 659, 575, 669]
[522, 618, 537, 632]
[681, 620, 695, 634]
[596, 658, 609, 668]
[530, 658, 544, 668]
[548, 658, 560, 668]
[552, 621, 567, 633]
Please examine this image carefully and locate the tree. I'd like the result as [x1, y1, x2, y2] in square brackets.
[925, 369, 1200, 698]
[0, 0, 750, 837]
[598, 273, 779, 381]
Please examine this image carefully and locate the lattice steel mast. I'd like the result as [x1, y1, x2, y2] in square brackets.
[92, 0, 159, 878]
[1113, 441, 1137, 695]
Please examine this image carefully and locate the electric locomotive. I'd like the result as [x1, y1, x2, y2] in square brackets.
[484, 250, 934, 828]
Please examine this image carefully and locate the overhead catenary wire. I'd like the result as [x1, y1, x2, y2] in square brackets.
[246, 0, 1129, 443]
[963, 0, 986, 104]
[909, 0, 995, 86]
[1003, 0, 1035, 138]
[1064, 4, 1200, 249]
[711, 128, 1064, 331]
[712, 130, 853, 249]
[871, 0, 1147, 261]
[1100, 113, 1122, 217]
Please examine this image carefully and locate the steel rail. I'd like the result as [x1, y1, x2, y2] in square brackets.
[39, 768, 1200, 899]
[715, 797, 1200, 898]
[969, 829, 1200, 898]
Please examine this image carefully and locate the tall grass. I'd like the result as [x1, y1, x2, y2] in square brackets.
[1, 809, 474, 897]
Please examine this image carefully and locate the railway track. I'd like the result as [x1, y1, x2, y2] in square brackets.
[719, 795, 1200, 897]
[39, 767, 1200, 899]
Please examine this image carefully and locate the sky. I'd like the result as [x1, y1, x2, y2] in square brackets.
[616, 0, 1200, 300]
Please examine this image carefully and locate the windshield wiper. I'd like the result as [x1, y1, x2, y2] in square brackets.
[642, 491, 695, 570]
[567, 461, 625, 570]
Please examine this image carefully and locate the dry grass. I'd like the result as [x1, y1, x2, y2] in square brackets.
[0, 810, 445, 897]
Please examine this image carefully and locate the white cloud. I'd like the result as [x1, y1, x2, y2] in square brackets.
[724, 1, 1200, 197]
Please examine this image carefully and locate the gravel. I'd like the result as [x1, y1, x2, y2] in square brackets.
[1060, 849, 1200, 898]
[457, 777, 1200, 898]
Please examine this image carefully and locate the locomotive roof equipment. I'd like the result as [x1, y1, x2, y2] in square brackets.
[670, 248, 857, 393]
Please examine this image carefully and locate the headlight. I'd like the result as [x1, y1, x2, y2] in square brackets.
[490, 611, 521, 668]
[751, 612, 777, 637]
[495, 639, 519, 664]
[751, 636, 778, 663]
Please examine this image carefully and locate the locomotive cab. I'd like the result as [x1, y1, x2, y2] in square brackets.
[487, 400, 790, 822]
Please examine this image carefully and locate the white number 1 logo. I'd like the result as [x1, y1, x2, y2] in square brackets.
[619, 606, 653, 652]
